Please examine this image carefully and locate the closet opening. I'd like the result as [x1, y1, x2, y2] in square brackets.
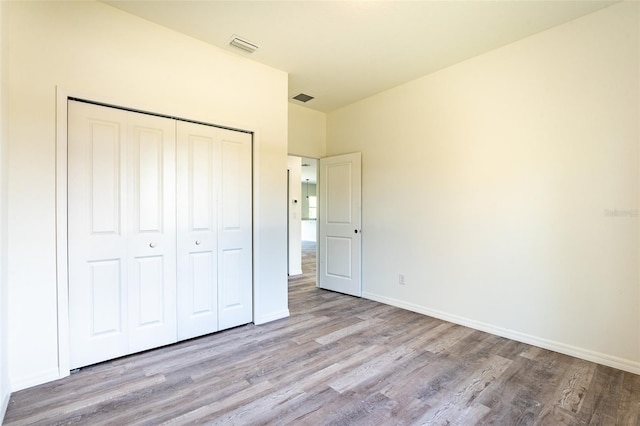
[62, 97, 255, 370]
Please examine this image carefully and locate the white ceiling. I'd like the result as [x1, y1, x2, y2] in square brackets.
[104, 0, 617, 113]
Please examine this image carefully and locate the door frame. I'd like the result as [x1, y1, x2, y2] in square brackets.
[55, 87, 259, 378]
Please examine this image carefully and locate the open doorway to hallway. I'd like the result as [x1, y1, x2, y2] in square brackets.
[287, 156, 317, 283]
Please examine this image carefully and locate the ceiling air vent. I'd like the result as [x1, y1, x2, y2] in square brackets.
[229, 35, 259, 53]
[292, 93, 314, 103]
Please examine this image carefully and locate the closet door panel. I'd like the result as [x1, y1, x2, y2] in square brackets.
[90, 122, 121, 234]
[190, 137, 214, 230]
[176, 122, 220, 340]
[128, 114, 177, 352]
[68, 102, 129, 369]
[88, 260, 123, 335]
[218, 130, 253, 330]
[189, 251, 216, 312]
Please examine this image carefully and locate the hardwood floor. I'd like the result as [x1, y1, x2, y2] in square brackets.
[5, 240, 640, 425]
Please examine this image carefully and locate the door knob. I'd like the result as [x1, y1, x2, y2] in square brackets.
[149, 242, 156, 248]
[195, 240, 201, 245]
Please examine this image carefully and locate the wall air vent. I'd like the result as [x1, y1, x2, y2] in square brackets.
[292, 93, 314, 103]
[229, 35, 259, 53]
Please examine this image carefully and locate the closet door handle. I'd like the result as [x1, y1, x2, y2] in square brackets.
[149, 242, 156, 248]
[195, 240, 201, 246]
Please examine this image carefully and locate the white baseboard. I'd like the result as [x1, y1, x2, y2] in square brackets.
[363, 291, 640, 375]
[254, 309, 290, 325]
[288, 269, 303, 277]
[1, 389, 9, 424]
[9, 367, 61, 392]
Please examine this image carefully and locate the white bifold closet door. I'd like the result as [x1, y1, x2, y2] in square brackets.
[176, 121, 252, 340]
[68, 101, 252, 369]
[68, 101, 177, 369]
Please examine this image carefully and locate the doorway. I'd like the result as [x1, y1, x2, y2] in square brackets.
[287, 152, 362, 296]
[301, 157, 318, 278]
[287, 156, 318, 280]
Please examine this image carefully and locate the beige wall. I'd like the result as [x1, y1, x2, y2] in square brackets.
[0, 0, 9, 416]
[7, 0, 289, 391]
[327, 3, 640, 372]
[288, 103, 326, 158]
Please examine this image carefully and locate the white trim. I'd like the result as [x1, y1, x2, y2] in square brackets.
[254, 309, 290, 325]
[9, 367, 61, 392]
[55, 87, 71, 380]
[0, 391, 9, 424]
[363, 291, 640, 375]
[288, 269, 303, 276]
[251, 129, 260, 325]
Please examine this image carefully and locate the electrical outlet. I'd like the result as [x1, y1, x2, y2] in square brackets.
[399, 274, 406, 285]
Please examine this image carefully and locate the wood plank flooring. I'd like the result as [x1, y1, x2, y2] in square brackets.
[4, 241, 640, 425]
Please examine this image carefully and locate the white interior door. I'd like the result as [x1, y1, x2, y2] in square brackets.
[217, 128, 253, 330]
[176, 121, 221, 340]
[68, 102, 128, 368]
[177, 122, 253, 338]
[68, 101, 177, 369]
[126, 112, 177, 353]
[318, 152, 362, 297]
